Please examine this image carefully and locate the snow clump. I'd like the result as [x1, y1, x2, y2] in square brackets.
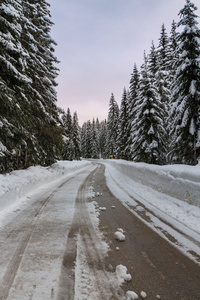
[126, 290, 138, 300]
[140, 291, 147, 298]
[115, 264, 132, 284]
[117, 228, 125, 233]
[114, 231, 125, 241]
[99, 207, 106, 211]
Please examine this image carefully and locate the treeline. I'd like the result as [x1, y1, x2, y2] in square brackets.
[0, 0, 69, 173]
[81, 0, 200, 165]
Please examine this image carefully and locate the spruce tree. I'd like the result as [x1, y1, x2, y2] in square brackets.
[86, 120, 93, 158]
[0, 0, 62, 172]
[156, 24, 171, 117]
[80, 122, 87, 158]
[63, 108, 73, 139]
[132, 53, 167, 164]
[91, 119, 99, 158]
[127, 63, 140, 159]
[21, 0, 61, 166]
[99, 120, 107, 158]
[169, 20, 179, 77]
[117, 88, 130, 160]
[148, 41, 158, 76]
[106, 93, 119, 158]
[0, 0, 33, 172]
[72, 112, 81, 160]
[169, 0, 200, 165]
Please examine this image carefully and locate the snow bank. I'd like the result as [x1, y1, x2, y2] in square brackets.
[105, 160, 200, 206]
[0, 160, 91, 212]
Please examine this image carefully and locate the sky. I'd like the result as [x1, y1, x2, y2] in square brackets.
[48, 0, 200, 125]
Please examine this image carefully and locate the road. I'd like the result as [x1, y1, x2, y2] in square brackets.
[0, 163, 199, 299]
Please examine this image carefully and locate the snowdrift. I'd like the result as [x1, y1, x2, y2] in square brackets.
[0, 161, 90, 212]
[105, 160, 200, 206]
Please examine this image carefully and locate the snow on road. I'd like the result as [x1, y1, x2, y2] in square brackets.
[0, 159, 200, 299]
[0, 160, 91, 225]
[102, 159, 200, 265]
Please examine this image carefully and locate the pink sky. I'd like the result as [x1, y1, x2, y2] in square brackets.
[48, 0, 200, 125]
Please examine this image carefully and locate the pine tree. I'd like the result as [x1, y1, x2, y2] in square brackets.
[85, 120, 93, 158]
[132, 53, 167, 164]
[99, 120, 107, 158]
[72, 112, 81, 160]
[117, 88, 130, 160]
[127, 63, 140, 159]
[148, 41, 158, 76]
[63, 108, 73, 139]
[80, 122, 87, 158]
[169, 0, 200, 165]
[0, 0, 33, 172]
[62, 108, 74, 160]
[106, 93, 119, 158]
[21, 0, 61, 166]
[169, 20, 179, 77]
[156, 24, 171, 116]
[0, 0, 62, 172]
[91, 119, 99, 158]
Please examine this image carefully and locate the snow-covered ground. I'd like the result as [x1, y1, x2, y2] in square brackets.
[0, 160, 91, 225]
[102, 159, 200, 265]
[1, 159, 200, 266]
[0, 159, 200, 298]
[1, 159, 200, 265]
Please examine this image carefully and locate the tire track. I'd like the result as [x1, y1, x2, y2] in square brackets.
[57, 165, 123, 300]
[0, 173, 84, 300]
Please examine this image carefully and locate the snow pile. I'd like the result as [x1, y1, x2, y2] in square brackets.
[126, 291, 138, 300]
[115, 231, 125, 241]
[105, 159, 200, 206]
[140, 291, 147, 298]
[0, 160, 91, 213]
[99, 207, 107, 211]
[115, 264, 132, 284]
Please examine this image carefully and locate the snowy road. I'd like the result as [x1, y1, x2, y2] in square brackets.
[0, 160, 200, 299]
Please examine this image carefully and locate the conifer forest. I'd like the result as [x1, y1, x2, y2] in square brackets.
[0, 0, 200, 173]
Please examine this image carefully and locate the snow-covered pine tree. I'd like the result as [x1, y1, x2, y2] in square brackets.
[20, 0, 61, 166]
[169, 20, 179, 78]
[127, 63, 140, 159]
[98, 120, 107, 158]
[169, 0, 200, 165]
[72, 112, 81, 160]
[156, 24, 171, 120]
[0, 0, 62, 172]
[131, 52, 167, 164]
[80, 122, 87, 158]
[0, 0, 34, 172]
[62, 108, 74, 160]
[85, 120, 93, 158]
[148, 41, 158, 76]
[63, 108, 73, 139]
[106, 93, 119, 158]
[117, 88, 130, 160]
[91, 118, 99, 158]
